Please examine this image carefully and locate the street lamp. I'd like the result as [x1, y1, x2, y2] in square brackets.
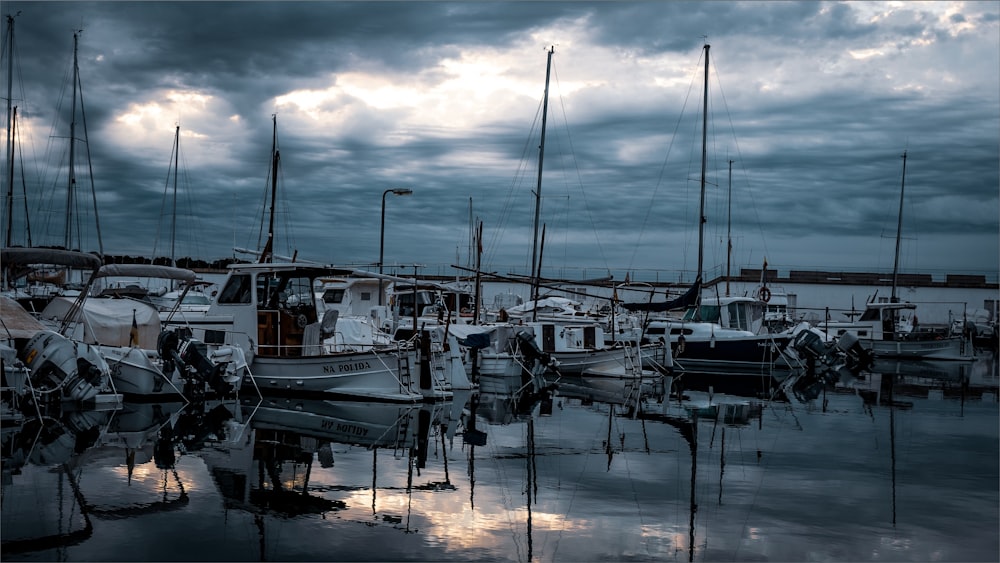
[379, 187, 413, 306]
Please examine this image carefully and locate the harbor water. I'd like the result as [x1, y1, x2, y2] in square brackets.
[2, 354, 997, 562]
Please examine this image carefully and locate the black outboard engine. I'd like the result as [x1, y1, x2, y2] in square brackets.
[515, 330, 552, 369]
[158, 329, 184, 377]
[788, 323, 849, 402]
[157, 329, 235, 396]
[835, 331, 874, 374]
[791, 327, 828, 361]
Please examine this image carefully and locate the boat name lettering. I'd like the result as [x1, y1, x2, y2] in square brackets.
[319, 419, 369, 436]
[323, 361, 372, 374]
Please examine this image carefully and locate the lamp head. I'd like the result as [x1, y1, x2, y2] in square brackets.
[390, 188, 413, 196]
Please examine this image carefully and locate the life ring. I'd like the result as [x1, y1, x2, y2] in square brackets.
[759, 287, 771, 303]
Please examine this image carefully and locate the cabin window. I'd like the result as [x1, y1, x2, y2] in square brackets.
[683, 304, 720, 323]
[282, 276, 315, 309]
[360, 292, 372, 301]
[323, 289, 345, 304]
[647, 326, 665, 336]
[397, 291, 434, 317]
[183, 294, 211, 305]
[217, 274, 252, 304]
[727, 302, 747, 331]
[858, 308, 880, 322]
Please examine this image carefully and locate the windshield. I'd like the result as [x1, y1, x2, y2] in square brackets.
[683, 304, 720, 322]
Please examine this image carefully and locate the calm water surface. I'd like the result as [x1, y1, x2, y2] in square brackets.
[2, 354, 998, 562]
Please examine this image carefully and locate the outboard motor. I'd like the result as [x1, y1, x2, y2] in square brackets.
[158, 328, 185, 377]
[787, 323, 852, 402]
[791, 324, 829, 361]
[19, 331, 109, 402]
[835, 331, 874, 374]
[515, 330, 554, 370]
[157, 328, 239, 396]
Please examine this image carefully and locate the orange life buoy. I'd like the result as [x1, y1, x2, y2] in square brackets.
[759, 287, 771, 303]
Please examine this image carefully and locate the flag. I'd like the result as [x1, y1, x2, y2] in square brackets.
[129, 309, 139, 347]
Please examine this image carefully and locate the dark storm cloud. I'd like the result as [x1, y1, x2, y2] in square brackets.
[1, 1, 997, 280]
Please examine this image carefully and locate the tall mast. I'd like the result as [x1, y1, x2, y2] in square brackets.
[891, 150, 907, 303]
[5, 107, 14, 248]
[725, 158, 732, 296]
[695, 43, 710, 316]
[4, 13, 17, 247]
[170, 125, 179, 268]
[473, 220, 483, 325]
[64, 31, 81, 250]
[529, 46, 554, 284]
[467, 197, 473, 270]
[258, 115, 279, 263]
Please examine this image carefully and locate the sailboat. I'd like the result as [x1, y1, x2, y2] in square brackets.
[477, 47, 666, 382]
[638, 44, 797, 382]
[149, 125, 214, 313]
[816, 152, 972, 361]
[4, 28, 106, 311]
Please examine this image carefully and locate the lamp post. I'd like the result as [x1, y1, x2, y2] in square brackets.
[379, 187, 413, 306]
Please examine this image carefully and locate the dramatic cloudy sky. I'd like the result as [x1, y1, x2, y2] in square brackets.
[2, 1, 997, 282]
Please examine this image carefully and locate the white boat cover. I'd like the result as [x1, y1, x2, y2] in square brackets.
[1, 247, 103, 271]
[96, 263, 197, 283]
[447, 324, 532, 350]
[39, 296, 162, 349]
[505, 296, 580, 316]
[323, 316, 392, 350]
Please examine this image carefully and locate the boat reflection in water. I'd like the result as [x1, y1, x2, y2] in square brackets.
[0, 352, 996, 562]
[1, 394, 246, 557]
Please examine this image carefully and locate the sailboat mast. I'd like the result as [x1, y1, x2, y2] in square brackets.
[467, 197, 473, 270]
[473, 220, 483, 325]
[64, 31, 81, 250]
[259, 115, 279, 263]
[5, 108, 14, 248]
[725, 158, 732, 296]
[529, 46, 554, 284]
[170, 125, 179, 269]
[695, 43, 710, 315]
[891, 150, 906, 303]
[4, 13, 16, 248]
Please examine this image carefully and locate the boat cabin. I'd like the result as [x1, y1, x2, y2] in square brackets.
[681, 296, 767, 333]
[212, 263, 355, 358]
[385, 282, 475, 339]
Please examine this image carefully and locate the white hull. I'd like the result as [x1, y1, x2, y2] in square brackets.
[247, 350, 421, 402]
[869, 336, 971, 361]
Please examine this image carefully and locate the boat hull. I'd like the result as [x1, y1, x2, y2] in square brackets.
[671, 336, 794, 377]
[869, 336, 971, 361]
[546, 344, 662, 376]
[246, 351, 421, 402]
